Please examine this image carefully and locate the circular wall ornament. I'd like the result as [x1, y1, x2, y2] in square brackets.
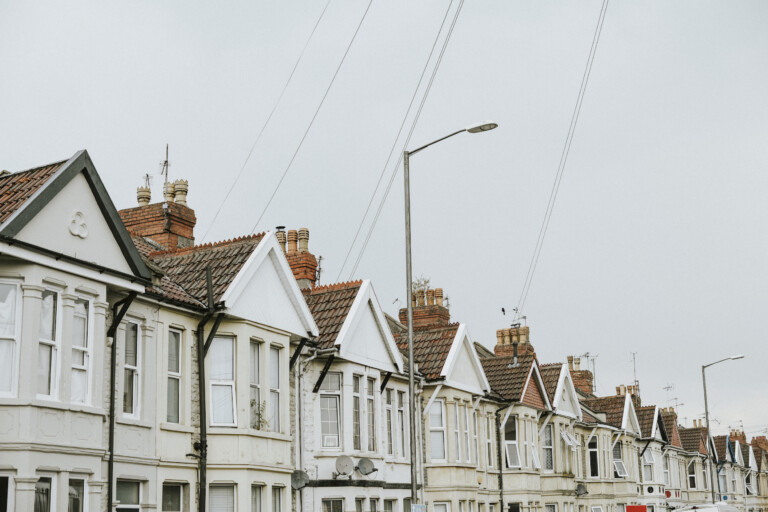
[69, 211, 88, 239]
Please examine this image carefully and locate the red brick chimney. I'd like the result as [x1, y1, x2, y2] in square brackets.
[567, 355, 594, 394]
[752, 436, 768, 451]
[119, 179, 197, 249]
[398, 287, 451, 328]
[730, 429, 747, 444]
[280, 227, 318, 290]
[494, 325, 534, 357]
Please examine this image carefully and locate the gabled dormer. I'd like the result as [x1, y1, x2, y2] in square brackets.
[541, 363, 583, 421]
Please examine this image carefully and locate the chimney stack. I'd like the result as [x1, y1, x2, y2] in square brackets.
[567, 354, 594, 395]
[298, 227, 309, 253]
[399, 286, 451, 328]
[493, 325, 533, 357]
[275, 227, 287, 253]
[435, 288, 444, 306]
[281, 227, 318, 290]
[287, 230, 298, 254]
[137, 186, 151, 206]
[173, 179, 188, 206]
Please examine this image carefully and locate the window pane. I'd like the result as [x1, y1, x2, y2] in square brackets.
[270, 390, 280, 431]
[0, 284, 17, 337]
[162, 484, 181, 512]
[116, 481, 140, 504]
[123, 369, 135, 414]
[68, 479, 84, 512]
[39, 291, 56, 341]
[34, 478, 51, 512]
[168, 331, 180, 373]
[212, 385, 234, 424]
[430, 402, 443, 427]
[167, 377, 180, 423]
[321, 372, 341, 391]
[272, 487, 281, 512]
[321, 396, 340, 447]
[270, 347, 280, 389]
[431, 431, 446, 459]
[250, 385, 261, 429]
[250, 342, 260, 384]
[210, 338, 233, 380]
[353, 396, 361, 450]
[209, 486, 234, 512]
[0, 339, 13, 393]
[37, 344, 52, 395]
[71, 369, 86, 403]
[125, 324, 137, 366]
[73, 300, 89, 348]
[1, 476, 9, 512]
[252, 486, 262, 512]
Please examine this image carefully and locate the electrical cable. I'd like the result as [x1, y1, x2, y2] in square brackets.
[335, 0, 455, 282]
[201, 0, 332, 243]
[515, 0, 610, 318]
[250, 0, 375, 235]
[347, 0, 466, 279]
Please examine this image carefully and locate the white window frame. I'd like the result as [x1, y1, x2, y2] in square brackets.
[116, 479, 141, 512]
[504, 416, 521, 468]
[68, 477, 87, 512]
[71, 297, 93, 405]
[167, 329, 182, 424]
[486, 414, 494, 468]
[209, 336, 237, 427]
[663, 453, 670, 485]
[397, 390, 406, 457]
[588, 436, 599, 478]
[209, 484, 235, 512]
[353, 375, 361, 450]
[35, 474, 56, 512]
[161, 483, 182, 512]
[0, 281, 21, 398]
[745, 473, 756, 495]
[37, 288, 62, 399]
[434, 503, 451, 512]
[591, 507, 603, 512]
[271, 486, 282, 512]
[462, 404, 471, 463]
[122, 320, 140, 417]
[613, 442, 628, 478]
[269, 345, 281, 433]
[385, 388, 393, 455]
[1, 473, 15, 512]
[429, 399, 448, 462]
[366, 377, 376, 452]
[643, 450, 655, 482]
[249, 340, 261, 429]
[322, 499, 344, 512]
[453, 403, 461, 462]
[542, 424, 554, 471]
[530, 428, 542, 470]
[251, 485, 263, 512]
[687, 460, 697, 489]
[319, 372, 342, 448]
[472, 410, 479, 466]
[545, 505, 557, 512]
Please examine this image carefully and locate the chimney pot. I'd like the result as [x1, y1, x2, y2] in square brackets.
[619, 385, 626, 396]
[411, 292, 417, 307]
[616, 386, 621, 395]
[164, 181, 176, 203]
[574, 358, 581, 371]
[137, 186, 151, 206]
[435, 288, 444, 306]
[427, 289, 435, 306]
[287, 230, 298, 254]
[567, 355, 574, 370]
[418, 289, 426, 306]
[275, 228, 287, 253]
[298, 227, 309, 252]
[173, 179, 189, 206]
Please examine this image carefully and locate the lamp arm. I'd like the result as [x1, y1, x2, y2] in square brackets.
[407, 129, 466, 156]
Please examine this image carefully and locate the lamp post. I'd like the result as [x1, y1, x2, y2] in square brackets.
[703, 354, 744, 504]
[403, 121, 498, 505]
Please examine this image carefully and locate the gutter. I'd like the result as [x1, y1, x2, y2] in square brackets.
[496, 401, 510, 512]
[106, 291, 138, 512]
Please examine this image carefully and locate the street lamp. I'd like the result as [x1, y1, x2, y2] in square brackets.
[403, 120, 498, 505]
[703, 354, 744, 504]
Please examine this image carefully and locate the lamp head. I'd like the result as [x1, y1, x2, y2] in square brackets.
[730, 355, 744, 360]
[466, 120, 498, 133]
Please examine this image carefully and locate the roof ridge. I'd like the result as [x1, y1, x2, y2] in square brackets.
[4, 158, 69, 178]
[310, 279, 364, 293]
[148, 232, 266, 257]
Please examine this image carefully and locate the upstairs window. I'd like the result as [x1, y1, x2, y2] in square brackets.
[68, 478, 85, 512]
[588, 437, 599, 477]
[745, 473, 756, 495]
[162, 484, 182, 512]
[270, 346, 281, 432]
[71, 299, 92, 404]
[462, 404, 471, 463]
[116, 480, 141, 512]
[250, 341, 261, 429]
[352, 376, 361, 450]
[385, 388, 393, 455]
[34, 477, 53, 512]
[122, 321, 140, 416]
[613, 442, 628, 478]
[320, 372, 342, 448]
[542, 424, 554, 471]
[429, 399, 447, 461]
[37, 290, 60, 398]
[486, 414, 494, 468]
[663, 454, 670, 485]
[210, 337, 236, 426]
[167, 330, 182, 423]
[209, 485, 234, 512]
[454, 403, 461, 462]
[366, 377, 376, 451]
[687, 460, 697, 489]
[0, 282, 19, 396]
[397, 391, 406, 457]
[472, 411, 479, 466]
[504, 416, 521, 468]
[643, 450, 655, 482]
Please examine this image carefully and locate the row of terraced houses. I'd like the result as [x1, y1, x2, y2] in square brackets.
[0, 151, 766, 512]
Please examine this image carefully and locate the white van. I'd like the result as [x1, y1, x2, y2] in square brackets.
[676, 503, 740, 512]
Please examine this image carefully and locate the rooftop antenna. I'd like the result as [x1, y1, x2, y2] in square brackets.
[315, 255, 323, 286]
[143, 173, 152, 188]
[663, 383, 674, 402]
[160, 143, 170, 185]
[579, 352, 598, 393]
[631, 352, 640, 397]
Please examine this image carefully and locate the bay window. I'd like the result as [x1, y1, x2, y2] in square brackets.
[472, 411, 479, 465]
[429, 399, 447, 461]
[270, 346, 281, 432]
[462, 404, 470, 462]
[252, 485, 262, 512]
[505, 416, 521, 468]
[271, 487, 282, 512]
[486, 414, 494, 468]
[688, 460, 697, 488]
[34, 477, 53, 512]
[454, 404, 461, 462]
[210, 337, 236, 426]
[71, 299, 91, 404]
[320, 372, 342, 448]
[643, 450, 655, 481]
[663, 454, 670, 485]
[0, 282, 19, 396]
[37, 290, 60, 397]
[122, 321, 140, 416]
[167, 329, 181, 423]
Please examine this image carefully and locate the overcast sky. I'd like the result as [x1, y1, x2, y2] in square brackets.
[2, 1, 767, 436]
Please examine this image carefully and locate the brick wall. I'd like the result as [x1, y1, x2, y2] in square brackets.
[118, 202, 197, 249]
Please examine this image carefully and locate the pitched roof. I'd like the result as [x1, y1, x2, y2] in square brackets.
[304, 281, 363, 349]
[581, 406, 600, 424]
[480, 353, 536, 402]
[394, 323, 459, 380]
[150, 234, 265, 304]
[713, 435, 729, 461]
[131, 235, 167, 257]
[637, 406, 657, 438]
[660, 410, 683, 449]
[580, 395, 626, 428]
[679, 427, 708, 455]
[0, 160, 67, 225]
[539, 363, 562, 403]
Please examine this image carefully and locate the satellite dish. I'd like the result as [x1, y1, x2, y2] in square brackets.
[575, 484, 588, 496]
[291, 470, 310, 490]
[335, 455, 354, 476]
[357, 457, 376, 476]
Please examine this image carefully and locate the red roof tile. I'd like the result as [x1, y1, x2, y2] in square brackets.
[480, 353, 536, 403]
[0, 160, 67, 225]
[637, 406, 657, 438]
[660, 410, 683, 449]
[304, 281, 363, 349]
[679, 427, 708, 455]
[394, 323, 459, 380]
[539, 363, 562, 403]
[713, 435, 729, 461]
[150, 234, 265, 304]
[580, 395, 626, 428]
[581, 406, 600, 424]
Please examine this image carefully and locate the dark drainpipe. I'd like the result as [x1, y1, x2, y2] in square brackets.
[496, 404, 508, 512]
[106, 291, 138, 512]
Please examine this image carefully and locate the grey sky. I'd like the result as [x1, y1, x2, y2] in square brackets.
[2, 1, 767, 435]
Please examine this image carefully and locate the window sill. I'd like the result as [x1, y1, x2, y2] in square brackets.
[160, 422, 194, 433]
[0, 398, 105, 416]
[207, 428, 291, 441]
[116, 416, 152, 429]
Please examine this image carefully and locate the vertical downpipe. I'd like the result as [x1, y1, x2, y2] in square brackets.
[496, 408, 505, 512]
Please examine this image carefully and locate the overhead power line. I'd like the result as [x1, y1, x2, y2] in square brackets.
[250, 0, 375, 235]
[201, 0, 331, 242]
[335, 0, 456, 281]
[346, 0, 466, 280]
[515, 0, 610, 318]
